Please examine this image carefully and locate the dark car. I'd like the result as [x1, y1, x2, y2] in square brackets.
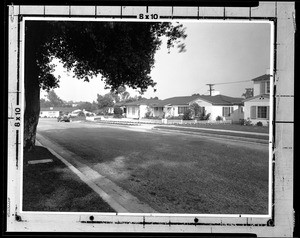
[57, 114, 71, 122]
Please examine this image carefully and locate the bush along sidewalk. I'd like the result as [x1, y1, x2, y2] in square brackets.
[23, 145, 115, 212]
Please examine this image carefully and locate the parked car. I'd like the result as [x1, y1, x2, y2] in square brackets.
[57, 114, 70, 122]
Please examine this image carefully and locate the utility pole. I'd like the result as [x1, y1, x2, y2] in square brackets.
[206, 84, 215, 96]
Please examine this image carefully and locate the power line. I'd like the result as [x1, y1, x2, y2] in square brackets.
[211, 79, 252, 86]
[192, 79, 252, 96]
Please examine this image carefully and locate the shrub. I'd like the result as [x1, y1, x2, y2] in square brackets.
[256, 121, 263, 126]
[244, 118, 252, 126]
[78, 111, 85, 117]
[113, 106, 123, 118]
[203, 113, 211, 121]
[216, 116, 223, 121]
[182, 109, 193, 120]
[145, 110, 152, 118]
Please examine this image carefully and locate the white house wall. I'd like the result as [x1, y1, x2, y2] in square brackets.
[153, 107, 164, 117]
[126, 106, 139, 119]
[40, 111, 60, 118]
[205, 106, 222, 121]
[139, 105, 148, 119]
[244, 97, 270, 126]
[253, 82, 261, 96]
[126, 105, 149, 119]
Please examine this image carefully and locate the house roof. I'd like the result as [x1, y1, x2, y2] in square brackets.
[252, 74, 271, 82]
[242, 94, 270, 102]
[122, 99, 162, 107]
[155, 95, 244, 107]
[40, 107, 75, 112]
[155, 95, 200, 107]
[200, 95, 244, 106]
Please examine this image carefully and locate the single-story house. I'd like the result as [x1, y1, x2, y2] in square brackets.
[153, 94, 244, 122]
[243, 74, 271, 126]
[40, 107, 74, 118]
[122, 99, 162, 119]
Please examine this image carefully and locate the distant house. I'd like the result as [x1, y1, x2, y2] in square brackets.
[155, 94, 244, 122]
[40, 107, 74, 118]
[197, 94, 244, 122]
[243, 74, 271, 126]
[155, 95, 201, 118]
[122, 99, 162, 119]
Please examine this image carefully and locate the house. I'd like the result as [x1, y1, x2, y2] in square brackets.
[243, 74, 271, 126]
[122, 99, 162, 119]
[154, 94, 244, 122]
[197, 94, 244, 122]
[40, 107, 74, 118]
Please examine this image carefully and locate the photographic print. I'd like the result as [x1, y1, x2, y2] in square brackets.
[22, 19, 273, 216]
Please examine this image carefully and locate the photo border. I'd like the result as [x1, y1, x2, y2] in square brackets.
[6, 3, 295, 236]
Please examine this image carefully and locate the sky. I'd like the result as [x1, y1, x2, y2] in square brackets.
[41, 20, 271, 102]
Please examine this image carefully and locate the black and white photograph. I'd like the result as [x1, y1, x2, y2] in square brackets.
[22, 19, 272, 215]
[5, 2, 296, 236]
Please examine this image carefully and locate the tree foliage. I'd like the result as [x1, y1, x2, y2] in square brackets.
[32, 21, 187, 93]
[242, 88, 254, 99]
[96, 93, 114, 109]
[189, 103, 202, 118]
[77, 101, 98, 112]
[24, 20, 186, 151]
[47, 90, 64, 107]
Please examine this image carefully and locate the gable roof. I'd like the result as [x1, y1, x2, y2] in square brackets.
[252, 74, 271, 82]
[199, 95, 244, 106]
[122, 99, 162, 107]
[155, 95, 243, 107]
[155, 95, 200, 107]
[242, 94, 270, 102]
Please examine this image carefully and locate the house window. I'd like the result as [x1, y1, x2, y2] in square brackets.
[266, 81, 270, 94]
[132, 107, 135, 114]
[178, 106, 189, 114]
[260, 81, 270, 94]
[250, 106, 269, 119]
[222, 107, 233, 117]
[257, 106, 268, 119]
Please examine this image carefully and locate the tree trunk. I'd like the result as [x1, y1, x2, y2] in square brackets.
[23, 69, 40, 152]
[23, 23, 41, 152]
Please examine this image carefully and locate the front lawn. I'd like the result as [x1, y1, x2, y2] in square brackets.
[38, 125, 269, 214]
[171, 123, 269, 133]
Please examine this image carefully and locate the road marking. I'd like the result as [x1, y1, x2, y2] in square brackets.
[36, 133, 158, 214]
